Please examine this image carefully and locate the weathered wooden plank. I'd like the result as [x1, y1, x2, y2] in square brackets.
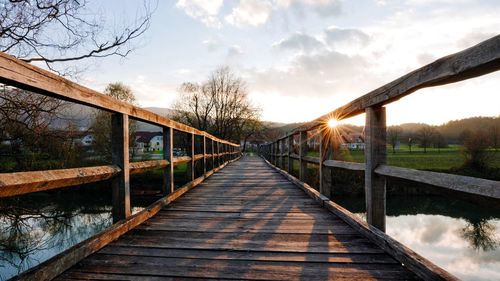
[364, 107, 386, 232]
[111, 113, 131, 222]
[163, 127, 174, 194]
[98, 246, 399, 264]
[0, 52, 239, 147]
[302, 155, 320, 164]
[70, 255, 417, 280]
[375, 164, 500, 199]
[129, 160, 169, 175]
[262, 156, 457, 281]
[324, 160, 365, 171]
[0, 165, 120, 197]
[172, 156, 192, 165]
[115, 231, 384, 253]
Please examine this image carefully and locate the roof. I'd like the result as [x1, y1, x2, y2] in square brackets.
[135, 131, 162, 143]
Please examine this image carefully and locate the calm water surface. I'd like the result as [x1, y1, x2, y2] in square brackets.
[335, 195, 500, 281]
[0, 188, 152, 280]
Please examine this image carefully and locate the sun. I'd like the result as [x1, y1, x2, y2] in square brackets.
[327, 118, 339, 128]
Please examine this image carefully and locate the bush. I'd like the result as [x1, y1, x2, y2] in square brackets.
[462, 130, 492, 169]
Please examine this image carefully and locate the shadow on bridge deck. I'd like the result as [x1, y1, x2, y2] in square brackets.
[56, 155, 419, 280]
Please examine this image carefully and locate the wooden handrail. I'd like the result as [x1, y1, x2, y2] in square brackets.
[260, 34, 500, 233]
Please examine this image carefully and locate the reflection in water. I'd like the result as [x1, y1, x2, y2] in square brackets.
[461, 219, 498, 252]
[0, 187, 152, 280]
[334, 195, 500, 281]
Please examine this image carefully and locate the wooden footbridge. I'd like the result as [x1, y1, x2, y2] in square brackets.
[1, 35, 500, 280]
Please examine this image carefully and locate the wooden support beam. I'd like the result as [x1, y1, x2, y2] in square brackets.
[188, 133, 195, 181]
[319, 133, 333, 198]
[111, 113, 131, 223]
[299, 131, 307, 182]
[162, 127, 174, 195]
[280, 139, 286, 169]
[203, 136, 207, 175]
[365, 106, 387, 232]
[287, 135, 292, 173]
[211, 139, 215, 170]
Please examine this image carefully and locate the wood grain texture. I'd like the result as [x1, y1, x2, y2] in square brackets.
[262, 156, 458, 281]
[375, 165, 500, 199]
[0, 165, 120, 197]
[53, 156, 421, 281]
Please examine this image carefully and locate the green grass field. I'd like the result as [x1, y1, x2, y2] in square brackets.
[305, 144, 500, 171]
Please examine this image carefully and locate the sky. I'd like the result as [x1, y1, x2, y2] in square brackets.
[79, 0, 500, 126]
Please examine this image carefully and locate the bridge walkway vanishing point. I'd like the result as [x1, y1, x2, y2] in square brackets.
[55, 155, 421, 281]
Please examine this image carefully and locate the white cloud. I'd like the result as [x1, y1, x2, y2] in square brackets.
[176, 0, 223, 28]
[202, 37, 220, 51]
[324, 27, 370, 48]
[227, 45, 244, 57]
[272, 32, 323, 52]
[225, 0, 273, 27]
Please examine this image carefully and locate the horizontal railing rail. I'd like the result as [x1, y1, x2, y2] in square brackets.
[260, 34, 500, 231]
[0, 51, 241, 280]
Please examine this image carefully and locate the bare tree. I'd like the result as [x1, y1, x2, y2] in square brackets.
[172, 67, 261, 143]
[432, 132, 447, 153]
[1, 0, 154, 75]
[387, 126, 402, 154]
[417, 125, 436, 153]
[90, 82, 137, 161]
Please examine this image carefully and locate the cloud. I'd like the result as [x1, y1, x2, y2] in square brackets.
[457, 32, 497, 49]
[279, 0, 342, 18]
[324, 27, 370, 48]
[202, 37, 220, 52]
[227, 45, 244, 57]
[247, 49, 371, 100]
[176, 0, 223, 28]
[225, 0, 273, 27]
[272, 32, 323, 52]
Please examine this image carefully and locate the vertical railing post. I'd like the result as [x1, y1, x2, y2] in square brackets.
[287, 135, 292, 173]
[191, 133, 195, 180]
[280, 139, 285, 169]
[365, 106, 387, 232]
[203, 135, 207, 176]
[319, 133, 333, 198]
[217, 142, 220, 167]
[162, 127, 174, 195]
[187, 133, 195, 181]
[111, 113, 130, 223]
[299, 131, 307, 182]
[211, 139, 215, 170]
[270, 142, 275, 165]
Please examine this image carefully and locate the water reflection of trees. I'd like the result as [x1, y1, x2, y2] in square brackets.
[461, 218, 499, 251]
[333, 195, 500, 252]
[0, 187, 112, 278]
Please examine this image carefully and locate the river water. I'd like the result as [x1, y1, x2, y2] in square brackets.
[335, 195, 500, 281]
[1, 191, 499, 280]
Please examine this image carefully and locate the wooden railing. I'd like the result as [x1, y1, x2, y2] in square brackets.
[260, 34, 500, 232]
[0, 51, 240, 280]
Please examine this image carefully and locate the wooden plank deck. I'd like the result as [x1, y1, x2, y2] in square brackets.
[56, 156, 419, 280]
